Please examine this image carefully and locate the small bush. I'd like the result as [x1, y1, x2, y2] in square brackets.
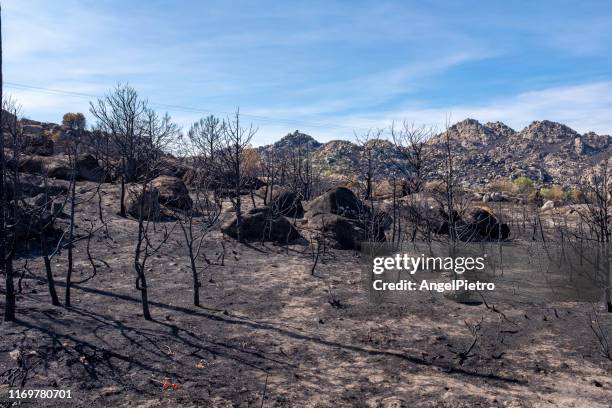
[488, 178, 514, 193]
[563, 190, 581, 203]
[513, 176, 535, 194]
[47, 130, 63, 142]
[540, 185, 564, 202]
[528, 190, 541, 204]
[423, 180, 445, 193]
[62, 112, 86, 131]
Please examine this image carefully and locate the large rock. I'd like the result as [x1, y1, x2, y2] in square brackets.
[429, 207, 510, 242]
[127, 187, 161, 220]
[271, 191, 304, 218]
[21, 123, 45, 137]
[373, 179, 408, 200]
[76, 154, 107, 182]
[151, 176, 192, 209]
[7, 173, 69, 199]
[467, 207, 510, 240]
[222, 210, 300, 243]
[19, 154, 106, 182]
[47, 159, 72, 179]
[541, 200, 555, 211]
[575, 132, 610, 155]
[308, 213, 385, 250]
[209, 171, 265, 191]
[23, 135, 54, 156]
[305, 187, 364, 219]
[8, 203, 58, 241]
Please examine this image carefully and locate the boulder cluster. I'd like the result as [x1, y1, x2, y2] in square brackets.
[303, 187, 386, 250]
[433, 206, 510, 242]
[127, 176, 193, 220]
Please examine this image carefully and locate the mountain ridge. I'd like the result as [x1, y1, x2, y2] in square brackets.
[8, 113, 611, 189]
[264, 118, 610, 188]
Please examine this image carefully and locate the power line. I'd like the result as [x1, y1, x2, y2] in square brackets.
[4, 81, 367, 132]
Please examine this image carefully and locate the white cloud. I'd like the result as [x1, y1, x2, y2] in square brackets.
[334, 81, 612, 138]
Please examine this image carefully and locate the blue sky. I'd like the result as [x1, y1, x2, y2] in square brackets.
[4, 0, 612, 144]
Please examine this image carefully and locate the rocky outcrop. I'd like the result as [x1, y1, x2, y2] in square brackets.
[256, 118, 609, 189]
[19, 155, 71, 179]
[151, 176, 192, 210]
[7, 173, 69, 199]
[304, 187, 386, 249]
[127, 187, 161, 220]
[23, 135, 54, 156]
[575, 132, 610, 155]
[308, 213, 385, 250]
[272, 130, 321, 152]
[467, 207, 510, 240]
[484, 121, 516, 138]
[373, 179, 408, 200]
[305, 187, 365, 219]
[541, 200, 555, 211]
[14, 204, 57, 240]
[430, 207, 510, 242]
[270, 191, 304, 218]
[19, 154, 107, 182]
[222, 210, 300, 243]
[518, 120, 580, 144]
[77, 154, 107, 182]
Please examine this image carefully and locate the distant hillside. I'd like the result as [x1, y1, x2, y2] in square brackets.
[8, 114, 611, 189]
[263, 120, 611, 188]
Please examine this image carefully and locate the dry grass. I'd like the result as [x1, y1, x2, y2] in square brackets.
[540, 185, 565, 203]
[487, 178, 515, 193]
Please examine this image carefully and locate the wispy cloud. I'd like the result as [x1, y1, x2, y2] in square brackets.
[4, 1, 612, 145]
[329, 81, 612, 139]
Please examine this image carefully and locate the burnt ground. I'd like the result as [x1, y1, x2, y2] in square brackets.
[1, 181, 611, 407]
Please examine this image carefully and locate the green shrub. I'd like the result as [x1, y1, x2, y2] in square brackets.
[513, 176, 535, 194]
[540, 185, 564, 202]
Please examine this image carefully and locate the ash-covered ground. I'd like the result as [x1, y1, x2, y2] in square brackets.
[1, 181, 611, 407]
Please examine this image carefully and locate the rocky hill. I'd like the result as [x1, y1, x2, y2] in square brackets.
[264, 120, 611, 188]
[426, 119, 610, 187]
[7, 114, 611, 189]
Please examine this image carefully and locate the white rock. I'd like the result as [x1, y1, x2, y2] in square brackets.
[9, 349, 21, 361]
[541, 200, 555, 211]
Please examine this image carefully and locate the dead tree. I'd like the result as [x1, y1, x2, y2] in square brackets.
[176, 127, 223, 306]
[353, 129, 384, 206]
[287, 141, 320, 201]
[0, 86, 19, 322]
[90, 84, 147, 217]
[217, 109, 256, 242]
[62, 115, 85, 307]
[175, 189, 221, 307]
[577, 159, 611, 311]
[38, 176, 63, 306]
[132, 108, 179, 320]
[258, 148, 280, 205]
[390, 121, 432, 194]
[351, 129, 388, 245]
[390, 121, 435, 242]
[0, 4, 16, 322]
[187, 115, 223, 168]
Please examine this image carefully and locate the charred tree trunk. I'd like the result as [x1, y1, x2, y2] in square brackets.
[188, 243, 200, 307]
[0, 6, 16, 322]
[41, 234, 60, 306]
[119, 157, 126, 217]
[65, 147, 78, 307]
[234, 147, 243, 243]
[134, 183, 152, 320]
